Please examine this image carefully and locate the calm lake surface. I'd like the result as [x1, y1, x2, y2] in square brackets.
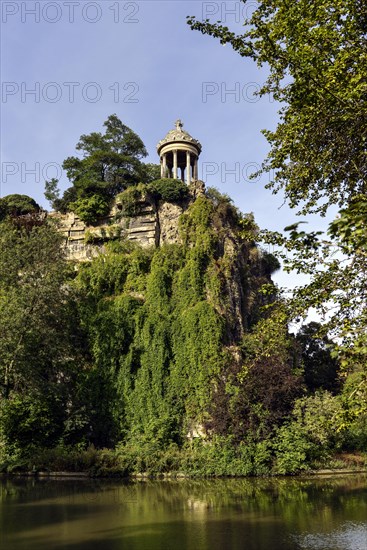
[1, 474, 366, 550]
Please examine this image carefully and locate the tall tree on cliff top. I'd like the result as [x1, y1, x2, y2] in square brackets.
[46, 115, 148, 222]
[188, 1, 367, 375]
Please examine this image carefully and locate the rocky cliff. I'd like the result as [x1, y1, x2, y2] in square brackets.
[51, 180, 206, 262]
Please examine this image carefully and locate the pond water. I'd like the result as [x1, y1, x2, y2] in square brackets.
[1, 474, 366, 550]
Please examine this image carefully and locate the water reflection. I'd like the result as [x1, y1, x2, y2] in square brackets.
[0, 475, 366, 550]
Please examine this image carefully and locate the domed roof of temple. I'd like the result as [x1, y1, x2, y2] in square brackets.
[157, 120, 202, 154]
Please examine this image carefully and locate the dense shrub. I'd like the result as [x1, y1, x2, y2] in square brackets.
[70, 194, 110, 224]
[0, 194, 40, 220]
[148, 178, 189, 202]
[116, 184, 146, 216]
[273, 392, 345, 474]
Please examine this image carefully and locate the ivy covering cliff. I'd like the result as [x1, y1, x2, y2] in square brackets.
[74, 190, 282, 445]
[1, 183, 364, 476]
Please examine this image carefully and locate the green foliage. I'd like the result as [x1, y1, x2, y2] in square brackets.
[260, 251, 280, 276]
[262, 218, 367, 389]
[70, 195, 110, 224]
[0, 221, 75, 397]
[75, 196, 231, 446]
[0, 194, 40, 220]
[0, 443, 126, 476]
[188, 1, 367, 413]
[274, 392, 345, 474]
[339, 370, 367, 451]
[188, 0, 366, 215]
[206, 187, 233, 206]
[1, 184, 358, 475]
[44, 178, 60, 210]
[295, 322, 341, 394]
[0, 219, 96, 454]
[179, 195, 216, 252]
[114, 178, 190, 218]
[114, 435, 274, 477]
[84, 225, 122, 245]
[140, 163, 161, 183]
[328, 195, 367, 255]
[0, 393, 64, 451]
[53, 186, 78, 213]
[77, 240, 152, 297]
[206, 187, 241, 227]
[148, 178, 189, 202]
[116, 184, 146, 216]
[208, 307, 303, 441]
[58, 114, 148, 213]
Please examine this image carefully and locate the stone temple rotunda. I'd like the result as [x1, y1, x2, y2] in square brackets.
[157, 120, 202, 184]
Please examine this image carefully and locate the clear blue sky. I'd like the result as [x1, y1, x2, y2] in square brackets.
[0, 1, 329, 289]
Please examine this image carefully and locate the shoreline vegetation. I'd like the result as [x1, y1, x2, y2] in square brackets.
[1, 445, 366, 479]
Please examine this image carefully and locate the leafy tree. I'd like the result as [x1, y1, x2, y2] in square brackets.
[261, 211, 367, 390]
[44, 178, 61, 211]
[69, 195, 111, 225]
[140, 163, 161, 184]
[188, 1, 367, 403]
[188, 0, 366, 215]
[208, 307, 303, 442]
[295, 322, 341, 394]
[340, 369, 367, 451]
[0, 217, 90, 453]
[48, 115, 148, 217]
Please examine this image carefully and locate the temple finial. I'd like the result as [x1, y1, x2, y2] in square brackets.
[175, 119, 183, 131]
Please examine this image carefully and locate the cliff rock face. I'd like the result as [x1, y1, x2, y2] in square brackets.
[207, 212, 272, 344]
[52, 180, 205, 261]
[157, 202, 184, 245]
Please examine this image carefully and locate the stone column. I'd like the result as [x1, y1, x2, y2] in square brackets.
[186, 151, 191, 185]
[162, 154, 167, 178]
[194, 158, 198, 180]
[173, 150, 178, 179]
[180, 167, 184, 181]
